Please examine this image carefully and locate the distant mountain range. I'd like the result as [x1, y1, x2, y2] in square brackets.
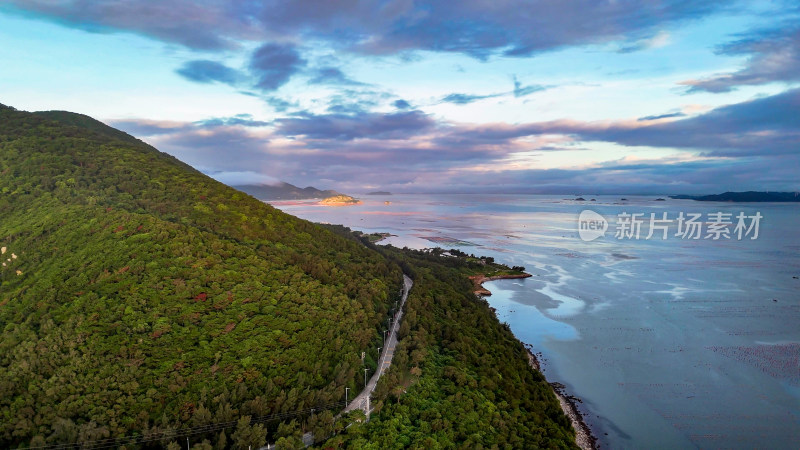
[670, 191, 800, 202]
[234, 182, 341, 200]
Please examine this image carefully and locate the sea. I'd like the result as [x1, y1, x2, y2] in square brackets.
[270, 194, 800, 449]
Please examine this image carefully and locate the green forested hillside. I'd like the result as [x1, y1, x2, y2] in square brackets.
[0, 103, 575, 449]
[0, 103, 401, 447]
[31, 110, 145, 146]
[321, 235, 577, 449]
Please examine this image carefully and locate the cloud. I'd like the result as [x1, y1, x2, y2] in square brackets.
[207, 170, 282, 186]
[576, 89, 800, 156]
[105, 89, 800, 194]
[194, 114, 271, 127]
[323, 88, 393, 115]
[175, 60, 242, 85]
[308, 67, 364, 86]
[108, 119, 191, 136]
[249, 43, 305, 91]
[8, 0, 728, 57]
[441, 77, 547, 105]
[417, 154, 800, 194]
[637, 112, 687, 121]
[5, 0, 260, 50]
[513, 76, 546, 97]
[440, 92, 502, 105]
[393, 99, 411, 109]
[146, 126, 274, 173]
[263, 96, 297, 113]
[617, 30, 671, 53]
[443, 88, 800, 157]
[275, 110, 435, 140]
[680, 22, 800, 93]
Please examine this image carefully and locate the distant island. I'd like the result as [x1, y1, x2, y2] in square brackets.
[320, 194, 362, 206]
[367, 191, 392, 195]
[235, 182, 341, 200]
[670, 191, 800, 202]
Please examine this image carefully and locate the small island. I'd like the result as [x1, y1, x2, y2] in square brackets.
[367, 191, 392, 195]
[670, 191, 800, 202]
[319, 194, 363, 206]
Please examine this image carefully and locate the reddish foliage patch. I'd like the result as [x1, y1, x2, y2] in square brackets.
[113, 225, 124, 233]
[180, 402, 195, 418]
[117, 266, 130, 274]
[223, 322, 236, 334]
[151, 328, 167, 339]
[194, 292, 208, 302]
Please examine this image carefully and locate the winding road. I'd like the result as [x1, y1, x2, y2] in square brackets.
[344, 274, 413, 415]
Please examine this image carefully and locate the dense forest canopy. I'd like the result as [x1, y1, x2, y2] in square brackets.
[0, 104, 401, 448]
[321, 229, 577, 449]
[0, 103, 575, 448]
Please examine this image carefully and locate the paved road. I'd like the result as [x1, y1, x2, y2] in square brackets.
[344, 274, 413, 414]
[261, 275, 412, 449]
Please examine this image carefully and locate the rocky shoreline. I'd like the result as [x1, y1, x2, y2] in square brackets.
[469, 273, 532, 296]
[526, 350, 597, 450]
[475, 273, 597, 449]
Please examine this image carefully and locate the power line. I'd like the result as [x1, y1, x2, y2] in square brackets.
[27, 400, 348, 450]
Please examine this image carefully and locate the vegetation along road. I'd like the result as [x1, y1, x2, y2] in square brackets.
[344, 274, 413, 415]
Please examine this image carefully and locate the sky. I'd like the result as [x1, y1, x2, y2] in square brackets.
[0, 1, 798, 194]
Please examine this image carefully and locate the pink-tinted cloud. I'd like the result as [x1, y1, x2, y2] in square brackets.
[109, 89, 800, 193]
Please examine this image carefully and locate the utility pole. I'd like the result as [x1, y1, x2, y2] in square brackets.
[345, 387, 349, 406]
[383, 329, 387, 347]
[186, 437, 189, 450]
[364, 368, 368, 388]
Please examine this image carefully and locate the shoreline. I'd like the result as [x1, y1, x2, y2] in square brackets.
[469, 273, 532, 296]
[318, 200, 363, 206]
[526, 349, 597, 450]
[475, 274, 597, 449]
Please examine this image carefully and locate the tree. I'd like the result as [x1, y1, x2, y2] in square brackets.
[231, 416, 266, 449]
[214, 430, 227, 450]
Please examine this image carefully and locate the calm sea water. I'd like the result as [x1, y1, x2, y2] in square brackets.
[271, 194, 800, 449]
